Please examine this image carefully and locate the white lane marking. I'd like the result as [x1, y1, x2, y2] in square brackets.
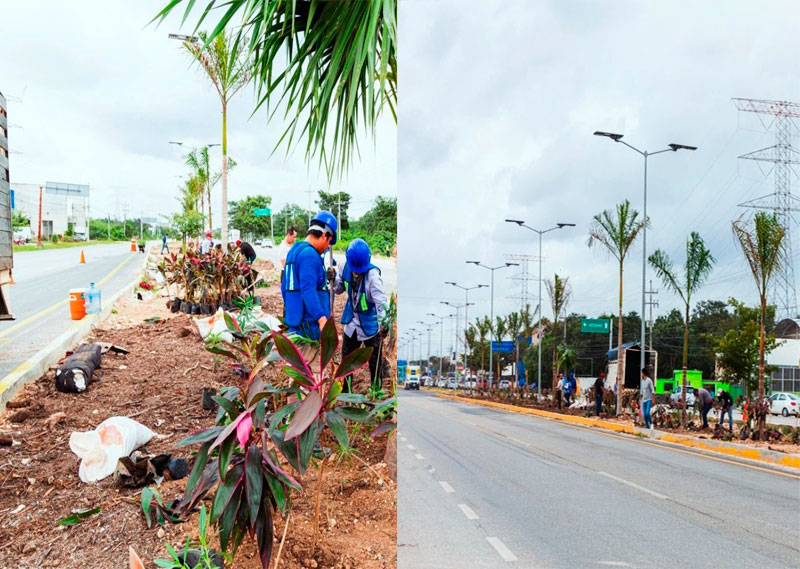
[597, 472, 668, 500]
[439, 481, 455, 493]
[508, 436, 530, 446]
[427, 465, 436, 473]
[407, 444, 416, 450]
[486, 537, 518, 562]
[400, 437, 408, 442]
[598, 562, 634, 567]
[458, 504, 478, 520]
[414, 453, 424, 460]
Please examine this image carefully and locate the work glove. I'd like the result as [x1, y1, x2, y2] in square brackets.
[326, 267, 336, 282]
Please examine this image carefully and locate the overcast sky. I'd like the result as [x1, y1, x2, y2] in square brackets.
[399, 0, 800, 358]
[2, 1, 396, 223]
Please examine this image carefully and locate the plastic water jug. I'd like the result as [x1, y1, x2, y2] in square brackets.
[86, 282, 102, 315]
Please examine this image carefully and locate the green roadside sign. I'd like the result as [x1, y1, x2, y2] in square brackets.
[253, 208, 271, 217]
[581, 318, 610, 333]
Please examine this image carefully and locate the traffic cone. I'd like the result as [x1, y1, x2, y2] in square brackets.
[80, 250, 86, 264]
[8, 271, 14, 285]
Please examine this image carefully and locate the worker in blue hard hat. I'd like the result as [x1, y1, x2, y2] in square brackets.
[334, 238, 389, 392]
[280, 211, 337, 340]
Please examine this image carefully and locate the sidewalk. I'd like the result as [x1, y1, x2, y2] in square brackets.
[434, 391, 800, 471]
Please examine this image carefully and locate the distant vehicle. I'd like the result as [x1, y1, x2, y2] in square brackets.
[498, 379, 511, 390]
[669, 386, 696, 407]
[262, 238, 274, 248]
[447, 378, 458, 389]
[436, 378, 446, 388]
[405, 376, 420, 390]
[769, 392, 799, 417]
[254, 238, 262, 246]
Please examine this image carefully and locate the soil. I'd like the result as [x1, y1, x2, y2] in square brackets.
[450, 390, 800, 454]
[0, 261, 396, 569]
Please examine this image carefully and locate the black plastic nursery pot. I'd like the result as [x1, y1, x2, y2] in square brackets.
[180, 301, 191, 314]
[201, 387, 217, 410]
[191, 303, 201, 315]
[170, 297, 182, 313]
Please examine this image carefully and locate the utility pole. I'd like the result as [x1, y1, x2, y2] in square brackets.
[37, 186, 43, 248]
[645, 280, 659, 352]
[305, 188, 314, 226]
[140, 211, 143, 239]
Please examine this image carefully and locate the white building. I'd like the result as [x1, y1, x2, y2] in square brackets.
[769, 319, 800, 393]
[10, 181, 89, 240]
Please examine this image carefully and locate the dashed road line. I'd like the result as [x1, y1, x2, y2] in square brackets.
[597, 471, 668, 500]
[400, 436, 407, 442]
[508, 435, 530, 446]
[414, 453, 424, 460]
[439, 481, 455, 493]
[458, 504, 478, 520]
[486, 537, 518, 562]
[407, 444, 416, 450]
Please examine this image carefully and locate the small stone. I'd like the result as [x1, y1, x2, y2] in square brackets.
[20, 458, 30, 465]
[328, 518, 337, 529]
[47, 476, 54, 485]
[119, 365, 128, 370]
[22, 542, 36, 554]
[92, 410, 99, 415]
[157, 527, 165, 539]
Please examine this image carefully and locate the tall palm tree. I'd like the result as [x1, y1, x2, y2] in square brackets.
[464, 326, 477, 377]
[492, 316, 508, 384]
[649, 232, 715, 427]
[178, 30, 250, 244]
[506, 311, 523, 388]
[475, 317, 493, 379]
[185, 146, 236, 233]
[545, 274, 572, 381]
[732, 212, 785, 435]
[588, 199, 647, 415]
[155, 0, 397, 181]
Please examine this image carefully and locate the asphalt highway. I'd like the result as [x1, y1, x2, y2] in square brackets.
[0, 243, 144, 379]
[398, 390, 800, 569]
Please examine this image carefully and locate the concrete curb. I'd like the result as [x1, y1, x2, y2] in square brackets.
[0, 251, 151, 412]
[434, 392, 800, 471]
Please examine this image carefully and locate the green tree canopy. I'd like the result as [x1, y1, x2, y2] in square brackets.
[317, 190, 352, 229]
[356, 196, 396, 234]
[228, 195, 273, 237]
[273, 203, 310, 238]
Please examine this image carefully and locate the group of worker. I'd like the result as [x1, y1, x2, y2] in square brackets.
[280, 211, 389, 392]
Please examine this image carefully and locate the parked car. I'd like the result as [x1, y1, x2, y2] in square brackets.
[253, 238, 262, 246]
[436, 378, 446, 388]
[669, 386, 696, 407]
[447, 378, 458, 389]
[769, 392, 799, 416]
[262, 238, 274, 248]
[405, 376, 420, 390]
[498, 379, 511, 390]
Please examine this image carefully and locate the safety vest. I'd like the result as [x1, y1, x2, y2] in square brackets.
[281, 241, 330, 335]
[341, 262, 380, 337]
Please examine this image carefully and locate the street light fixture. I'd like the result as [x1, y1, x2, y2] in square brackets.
[442, 298, 477, 379]
[594, 130, 696, 372]
[428, 313, 449, 378]
[467, 261, 518, 388]
[505, 220, 575, 401]
[446, 282, 487, 381]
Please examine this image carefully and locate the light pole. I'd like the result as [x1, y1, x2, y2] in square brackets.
[467, 261, 518, 388]
[505, 220, 575, 401]
[594, 131, 696, 372]
[417, 321, 434, 373]
[441, 300, 475, 379]
[428, 313, 449, 378]
[446, 282, 487, 380]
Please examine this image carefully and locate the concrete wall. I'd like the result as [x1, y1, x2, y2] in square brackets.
[10, 182, 89, 239]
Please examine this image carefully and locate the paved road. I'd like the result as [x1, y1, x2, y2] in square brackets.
[0, 243, 144, 378]
[398, 391, 800, 569]
[254, 243, 397, 291]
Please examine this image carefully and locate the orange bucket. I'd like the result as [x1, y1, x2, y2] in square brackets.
[69, 288, 86, 320]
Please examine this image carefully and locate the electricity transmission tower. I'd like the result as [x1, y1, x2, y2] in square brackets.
[733, 98, 800, 320]
[506, 254, 538, 311]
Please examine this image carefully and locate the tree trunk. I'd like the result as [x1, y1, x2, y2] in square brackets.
[681, 302, 689, 428]
[758, 294, 766, 438]
[616, 261, 624, 415]
[552, 318, 558, 387]
[221, 100, 229, 245]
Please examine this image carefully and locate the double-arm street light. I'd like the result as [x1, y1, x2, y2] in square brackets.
[441, 300, 474, 378]
[428, 313, 449, 378]
[594, 131, 697, 372]
[505, 220, 575, 401]
[445, 282, 488, 380]
[467, 261, 518, 388]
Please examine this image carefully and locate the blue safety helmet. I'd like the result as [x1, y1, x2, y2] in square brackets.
[346, 238, 371, 273]
[309, 211, 338, 244]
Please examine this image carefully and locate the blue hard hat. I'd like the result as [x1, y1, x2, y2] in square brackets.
[346, 238, 371, 273]
[310, 211, 338, 244]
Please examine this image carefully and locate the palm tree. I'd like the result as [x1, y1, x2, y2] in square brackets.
[506, 311, 523, 389]
[185, 146, 236, 233]
[178, 30, 250, 244]
[588, 200, 648, 415]
[649, 232, 715, 427]
[155, 0, 397, 181]
[732, 212, 785, 435]
[545, 274, 572, 381]
[475, 317, 493, 379]
[464, 326, 477, 377]
[492, 316, 508, 384]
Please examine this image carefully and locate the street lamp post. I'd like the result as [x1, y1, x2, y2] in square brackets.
[446, 283, 487, 381]
[417, 321, 434, 373]
[505, 220, 575, 401]
[428, 313, 450, 378]
[441, 301, 473, 379]
[594, 131, 696, 372]
[467, 261, 518, 388]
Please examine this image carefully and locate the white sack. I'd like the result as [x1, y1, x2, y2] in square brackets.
[69, 417, 157, 483]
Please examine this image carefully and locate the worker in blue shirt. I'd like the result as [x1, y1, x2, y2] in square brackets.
[334, 238, 389, 392]
[280, 211, 337, 340]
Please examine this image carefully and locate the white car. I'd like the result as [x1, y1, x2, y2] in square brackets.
[447, 378, 458, 389]
[670, 386, 696, 407]
[262, 238, 274, 248]
[769, 392, 799, 417]
[498, 379, 511, 390]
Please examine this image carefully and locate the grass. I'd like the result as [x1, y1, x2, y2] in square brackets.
[13, 239, 122, 252]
